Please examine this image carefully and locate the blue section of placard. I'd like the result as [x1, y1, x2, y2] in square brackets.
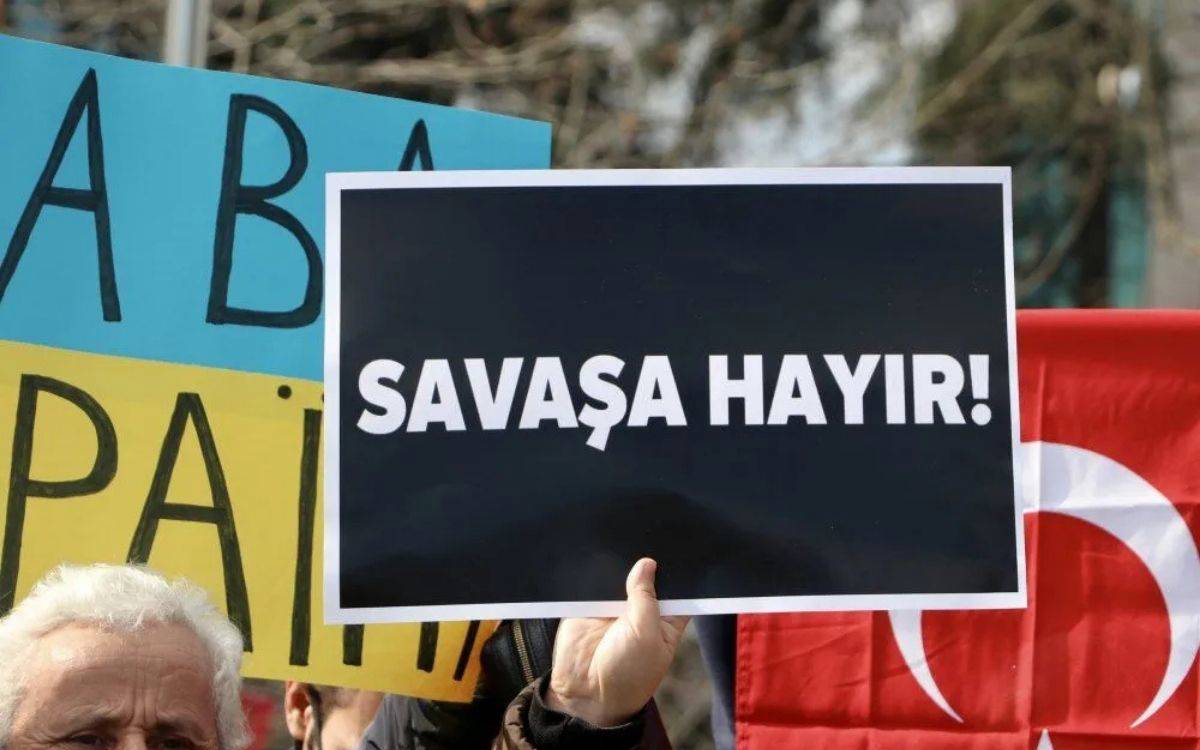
[0, 35, 550, 381]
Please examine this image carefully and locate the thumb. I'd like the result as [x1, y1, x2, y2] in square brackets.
[625, 557, 660, 633]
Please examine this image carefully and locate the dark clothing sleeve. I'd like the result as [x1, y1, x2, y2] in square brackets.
[519, 677, 647, 750]
[357, 679, 668, 750]
[352, 619, 670, 750]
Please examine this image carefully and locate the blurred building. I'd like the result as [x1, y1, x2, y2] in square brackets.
[1148, 1, 1200, 306]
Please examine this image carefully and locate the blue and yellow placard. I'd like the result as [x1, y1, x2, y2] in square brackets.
[0, 34, 551, 698]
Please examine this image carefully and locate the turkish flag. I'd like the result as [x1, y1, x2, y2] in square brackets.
[735, 310, 1200, 749]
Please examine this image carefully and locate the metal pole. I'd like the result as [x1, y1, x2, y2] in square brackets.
[163, 0, 211, 67]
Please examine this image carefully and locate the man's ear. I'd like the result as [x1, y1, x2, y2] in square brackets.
[283, 681, 313, 743]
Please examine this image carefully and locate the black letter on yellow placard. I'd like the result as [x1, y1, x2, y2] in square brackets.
[207, 95, 320, 329]
[398, 120, 434, 171]
[127, 393, 252, 649]
[453, 621, 482, 681]
[343, 624, 364, 666]
[286, 408, 368, 668]
[0, 375, 118, 614]
[417, 622, 439, 672]
[0, 70, 121, 321]
[416, 620, 482, 680]
[289, 408, 321, 666]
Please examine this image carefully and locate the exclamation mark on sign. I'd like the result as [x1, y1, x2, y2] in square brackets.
[968, 355, 992, 425]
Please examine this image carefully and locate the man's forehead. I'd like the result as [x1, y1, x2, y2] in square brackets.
[18, 622, 218, 715]
[10, 620, 221, 743]
[31, 621, 209, 668]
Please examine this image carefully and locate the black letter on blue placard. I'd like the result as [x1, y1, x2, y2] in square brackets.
[0, 70, 121, 321]
[207, 95, 321, 329]
[0, 375, 118, 615]
[398, 120, 434, 171]
[127, 393, 253, 649]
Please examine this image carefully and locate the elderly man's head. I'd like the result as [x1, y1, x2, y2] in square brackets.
[0, 564, 248, 750]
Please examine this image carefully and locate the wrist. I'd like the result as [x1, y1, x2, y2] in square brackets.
[543, 680, 633, 728]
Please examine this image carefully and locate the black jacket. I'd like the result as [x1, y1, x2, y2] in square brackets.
[354, 619, 670, 749]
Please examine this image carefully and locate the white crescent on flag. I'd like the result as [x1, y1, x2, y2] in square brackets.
[888, 440, 1200, 731]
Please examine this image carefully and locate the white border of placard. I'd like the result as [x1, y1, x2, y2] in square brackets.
[324, 167, 1024, 624]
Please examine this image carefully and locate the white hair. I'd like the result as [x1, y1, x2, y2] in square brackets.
[0, 564, 249, 750]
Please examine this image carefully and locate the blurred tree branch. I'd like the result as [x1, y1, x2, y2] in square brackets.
[6, 0, 1197, 304]
[916, 0, 1186, 303]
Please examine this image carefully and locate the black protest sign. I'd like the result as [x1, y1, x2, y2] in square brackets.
[324, 168, 1024, 622]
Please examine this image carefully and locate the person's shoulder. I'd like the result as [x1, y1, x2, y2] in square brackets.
[356, 694, 408, 750]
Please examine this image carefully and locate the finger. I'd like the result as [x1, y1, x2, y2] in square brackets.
[625, 557, 660, 634]
[560, 616, 614, 630]
[664, 615, 691, 634]
[626, 557, 657, 598]
[553, 617, 612, 663]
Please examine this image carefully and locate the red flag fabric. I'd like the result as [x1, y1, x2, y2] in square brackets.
[735, 309, 1200, 749]
[241, 688, 282, 750]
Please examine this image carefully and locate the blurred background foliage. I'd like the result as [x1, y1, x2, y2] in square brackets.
[917, 0, 1169, 306]
[5, 0, 1198, 309]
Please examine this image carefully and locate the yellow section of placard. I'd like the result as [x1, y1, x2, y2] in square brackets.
[0, 339, 493, 699]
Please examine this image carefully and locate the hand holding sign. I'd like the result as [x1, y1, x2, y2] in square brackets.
[548, 559, 690, 727]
